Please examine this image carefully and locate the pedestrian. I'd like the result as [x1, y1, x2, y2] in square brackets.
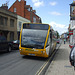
[69, 44, 75, 70]
[64, 38, 66, 44]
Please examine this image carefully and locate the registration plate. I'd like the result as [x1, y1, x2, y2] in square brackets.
[28, 54, 35, 56]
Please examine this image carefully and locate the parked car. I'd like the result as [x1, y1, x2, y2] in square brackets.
[69, 44, 75, 70]
[12, 40, 19, 49]
[0, 35, 12, 52]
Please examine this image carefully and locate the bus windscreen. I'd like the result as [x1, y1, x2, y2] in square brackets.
[23, 23, 49, 30]
[21, 29, 48, 49]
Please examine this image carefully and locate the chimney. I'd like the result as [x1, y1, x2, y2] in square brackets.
[1, 3, 8, 10]
[21, 0, 25, 1]
[25, 5, 30, 9]
[30, 7, 32, 11]
[32, 10, 36, 13]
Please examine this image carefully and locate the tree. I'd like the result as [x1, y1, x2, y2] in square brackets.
[56, 31, 59, 39]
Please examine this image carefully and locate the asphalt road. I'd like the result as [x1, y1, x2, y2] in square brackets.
[0, 50, 48, 75]
[0, 41, 61, 75]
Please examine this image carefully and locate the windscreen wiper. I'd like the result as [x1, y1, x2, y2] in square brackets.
[21, 44, 35, 48]
[34, 44, 44, 49]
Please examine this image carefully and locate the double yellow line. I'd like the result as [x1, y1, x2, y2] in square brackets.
[35, 59, 49, 75]
[35, 49, 57, 75]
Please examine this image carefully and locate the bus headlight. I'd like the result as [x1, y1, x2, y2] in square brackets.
[19, 49, 23, 51]
[41, 51, 45, 54]
[19, 49, 21, 51]
[43, 51, 45, 53]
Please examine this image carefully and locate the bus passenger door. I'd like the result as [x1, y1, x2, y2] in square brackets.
[50, 30, 52, 50]
[45, 34, 50, 56]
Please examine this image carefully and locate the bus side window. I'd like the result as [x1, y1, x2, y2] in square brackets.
[46, 34, 50, 47]
[50, 30, 52, 42]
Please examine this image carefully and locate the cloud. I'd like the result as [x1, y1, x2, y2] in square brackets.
[32, 0, 39, 3]
[34, 1, 44, 7]
[49, 21, 68, 35]
[32, 0, 44, 7]
[50, 11, 62, 16]
[49, 1, 57, 6]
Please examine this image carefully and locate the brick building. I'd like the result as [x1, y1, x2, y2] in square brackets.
[9, 0, 42, 23]
[0, 7, 17, 41]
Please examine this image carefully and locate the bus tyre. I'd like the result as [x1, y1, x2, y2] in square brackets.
[8, 46, 12, 52]
[49, 46, 52, 57]
[49, 51, 51, 57]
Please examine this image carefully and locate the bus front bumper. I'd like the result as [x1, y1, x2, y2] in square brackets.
[19, 48, 49, 58]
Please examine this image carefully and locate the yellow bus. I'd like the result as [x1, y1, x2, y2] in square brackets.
[19, 23, 57, 58]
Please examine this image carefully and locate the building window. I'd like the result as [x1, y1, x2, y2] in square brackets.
[33, 16, 36, 23]
[4, 17, 8, 26]
[0, 16, 8, 26]
[72, 6, 74, 12]
[19, 21, 22, 30]
[10, 19, 14, 27]
[14, 8, 16, 12]
[10, 32, 14, 41]
[27, 8, 30, 11]
[0, 16, 4, 25]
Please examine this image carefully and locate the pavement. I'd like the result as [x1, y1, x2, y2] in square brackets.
[45, 41, 75, 75]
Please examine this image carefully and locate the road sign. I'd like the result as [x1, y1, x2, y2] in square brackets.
[69, 30, 73, 35]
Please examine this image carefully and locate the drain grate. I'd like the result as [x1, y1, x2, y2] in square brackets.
[64, 66, 72, 68]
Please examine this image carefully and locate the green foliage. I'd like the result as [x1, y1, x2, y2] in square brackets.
[56, 31, 59, 39]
